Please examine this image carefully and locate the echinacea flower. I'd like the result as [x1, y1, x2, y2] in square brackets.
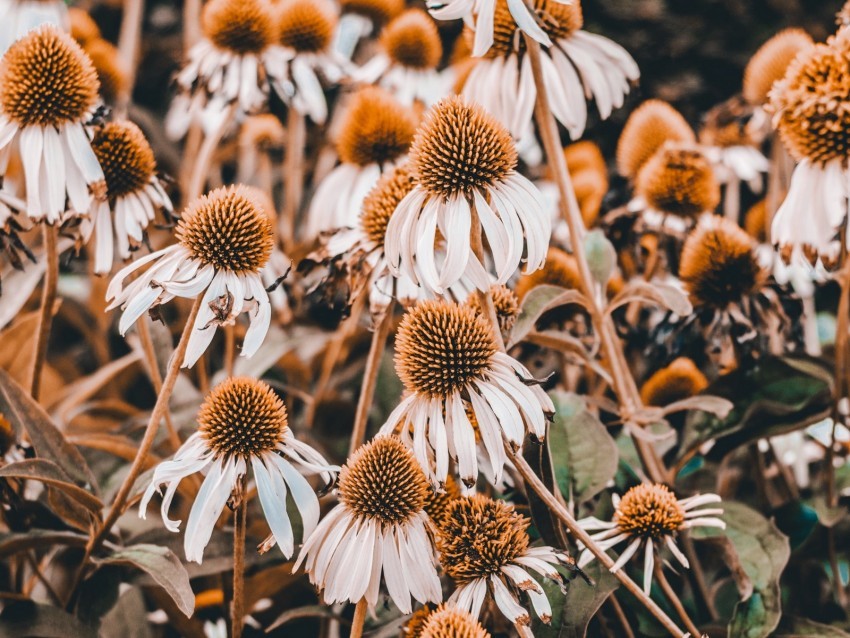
[379, 300, 553, 487]
[577, 483, 724, 594]
[743, 29, 813, 108]
[68, 6, 100, 46]
[307, 86, 415, 238]
[106, 185, 276, 368]
[460, 0, 637, 142]
[167, 0, 279, 138]
[140, 377, 336, 563]
[82, 120, 173, 275]
[0, 0, 69, 54]
[294, 436, 442, 613]
[439, 495, 570, 628]
[356, 9, 446, 106]
[416, 605, 493, 638]
[768, 30, 850, 262]
[0, 25, 105, 224]
[267, 0, 349, 124]
[639, 357, 708, 408]
[616, 100, 696, 181]
[385, 97, 550, 295]
[465, 284, 519, 334]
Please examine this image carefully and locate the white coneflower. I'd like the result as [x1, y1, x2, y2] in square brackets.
[267, 0, 349, 124]
[768, 30, 850, 263]
[460, 0, 638, 140]
[414, 604, 493, 638]
[0, 25, 105, 223]
[140, 377, 335, 563]
[385, 97, 550, 295]
[106, 185, 276, 368]
[439, 495, 570, 628]
[81, 121, 173, 275]
[294, 436, 442, 613]
[577, 483, 724, 594]
[306, 86, 415, 238]
[167, 0, 279, 138]
[356, 9, 446, 106]
[0, 0, 69, 53]
[379, 300, 553, 487]
[334, 0, 403, 59]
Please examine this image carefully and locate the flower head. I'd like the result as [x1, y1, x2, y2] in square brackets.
[617, 100, 695, 180]
[639, 357, 708, 408]
[418, 605, 492, 638]
[202, 0, 277, 55]
[141, 377, 335, 563]
[277, 0, 336, 52]
[486, 0, 582, 59]
[69, 7, 101, 46]
[744, 29, 812, 107]
[514, 247, 581, 301]
[295, 436, 442, 613]
[341, 0, 404, 26]
[361, 162, 417, 246]
[85, 39, 129, 104]
[635, 146, 720, 218]
[466, 285, 520, 334]
[338, 87, 416, 167]
[440, 495, 570, 627]
[93, 122, 156, 202]
[577, 484, 724, 593]
[382, 9, 442, 70]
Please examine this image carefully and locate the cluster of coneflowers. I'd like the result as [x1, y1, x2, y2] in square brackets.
[3, 0, 850, 635]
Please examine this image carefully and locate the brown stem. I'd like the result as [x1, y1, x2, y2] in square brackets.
[115, 0, 145, 116]
[232, 476, 247, 638]
[282, 108, 306, 249]
[606, 594, 636, 638]
[29, 225, 59, 400]
[179, 123, 203, 204]
[509, 448, 684, 637]
[680, 533, 718, 621]
[188, 103, 237, 201]
[137, 316, 182, 452]
[183, 0, 202, 50]
[469, 207, 506, 351]
[653, 560, 701, 638]
[349, 301, 395, 455]
[349, 598, 368, 638]
[224, 324, 236, 378]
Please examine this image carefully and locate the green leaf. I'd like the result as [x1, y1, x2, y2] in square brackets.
[691, 502, 790, 638]
[0, 601, 97, 638]
[508, 285, 588, 347]
[584, 230, 617, 286]
[549, 392, 618, 504]
[533, 561, 619, 638]
[98, 544, 195, 617]
[677, 356, 832, 462]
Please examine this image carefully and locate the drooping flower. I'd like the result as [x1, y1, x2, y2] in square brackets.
[294, 436, 442, 613]
[140, 377, 336, 563]
[106, 185, 276, 368]
[576, 484, 724, 594]
[82, 120, 172, 274]
[385, 97, 550, 295]
[379, 300, 553, 487]
[439, 495, 571, 628]
[459, 0, 638, 140]
[306, 86, 415, 238]
[0, 25, 105, 223]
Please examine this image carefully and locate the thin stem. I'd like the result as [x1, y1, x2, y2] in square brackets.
[282, 108, 306, 249]
[115, 0, 145, 116]
[188, 103, 237, 201]
[137, 316, 182, 452]
[224, 324, 236, 378]
[607, 594, 636, 638]
[232, 476, 247, 638]
[470, 206, 506, 350]
[179, 123, 203, 203]
[349, 598, 368, 638]
[653, 560, 701, 638]
[723, 176, 740, 222]
[29, 224, 59, 400]
[183, 0, 202, 51]
[509, 447, 685, 638]
[349, 301, 395, 455]
[680, 533, 718, 621]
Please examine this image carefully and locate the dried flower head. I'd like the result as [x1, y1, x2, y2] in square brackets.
[69, 7, 101, 46]
[395, 300, 497, 397]
[361, 162, 417, 245]
[639, 358, 709, 408]
[487, 0, 583, 59]
[636, 146, 720, 217]
[337, 87, 416, 166]
[770, 32, 850, 164]
[91, 121, 156, 201]
[418, 605, 492, 638]
[617, 100, 695, 179]
[0, 25, 99, 127]
[85, 39, 128, 103]
[381, 9, 442, 70]
[202, 0, 277, 54]
[197, 377, 288, 458]
[679, 217, 763, 308]
[465, 285, 520, 333]
[277, 0, 336, 53]
[411, 96, 517, 197]
[423, 474, 462, 529]
[515, 247, 582, 301]
[176, 185, 274, 274]
[743, 29, 813, 106]
[340, 0, 404, 25]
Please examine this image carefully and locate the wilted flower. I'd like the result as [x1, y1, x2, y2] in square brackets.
[439, 495, 571, 628]
[460, 0, 638, 140]
[106, 185, 276, 368]
[386, 97, 550, 295]
[140, 377, 336, 563]
[82, 121, 172, 275]
[307, 87, 415, 237]
[294, 436, 442, 613]
[380, 300, 553, 486]
[0, 25, 105, 223]
[577, 483, 724, 594]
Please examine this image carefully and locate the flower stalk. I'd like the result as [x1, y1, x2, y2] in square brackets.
[29, 224, 59, 400]
[232, 475, 248, 638]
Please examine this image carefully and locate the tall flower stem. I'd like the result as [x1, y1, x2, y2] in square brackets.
[29, 225, 59, 400]
[136, 316, 182, 451]
[232, 475, 248, 638]
[183, 0, 202, 51]
[470, 209, 506, 351]
[349, 300, 395, 455]
[116, 0, 145, 116]
[509, 448, 685, 637]
[282, 108, 306, 249]
[522, 34, 665, 485]
[653, 561, 701, 638]
[349, 598, 368, 638]
[224, 324, 236, 377]
[188, 103, 238, 201]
